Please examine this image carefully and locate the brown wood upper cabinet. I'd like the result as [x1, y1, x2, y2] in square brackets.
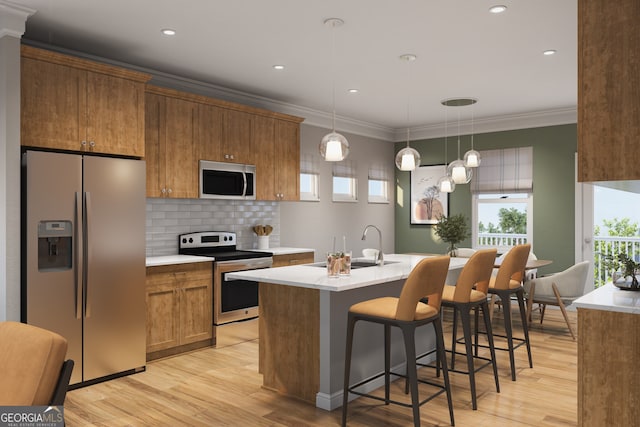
[21, 46, 150, 157]
[145, 90, 199, 198]
[253, 116, 301, 200]
[577, 0, 640, 182]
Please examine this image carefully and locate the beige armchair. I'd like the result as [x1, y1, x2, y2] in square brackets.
[523, 261, 590, 340]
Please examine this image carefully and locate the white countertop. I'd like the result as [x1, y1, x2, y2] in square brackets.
[253, 247, 315, 255]
[226, 254, 467, 292]
[146, 255, 213, 267]
[573, 282, 640, 314]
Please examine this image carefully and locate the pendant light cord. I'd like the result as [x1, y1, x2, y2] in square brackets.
[331, 22, 336, 133]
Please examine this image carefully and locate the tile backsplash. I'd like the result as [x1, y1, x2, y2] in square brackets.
[146, 198, 280, 257]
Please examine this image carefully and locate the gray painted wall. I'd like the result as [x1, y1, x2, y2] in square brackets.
[395, 124, 577, 274]
[280, 124, 396, 261]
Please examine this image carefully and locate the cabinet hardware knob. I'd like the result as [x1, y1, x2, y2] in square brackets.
[167, 188, 173, 195]
[89, 141, 95, 147]
[81, 140, 87, 146]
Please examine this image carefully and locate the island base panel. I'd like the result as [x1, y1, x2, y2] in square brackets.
[259, 282, 319, 404]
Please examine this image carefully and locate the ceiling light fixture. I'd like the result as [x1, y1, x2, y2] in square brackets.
[348, 88, 359, 93]
[489, 5, 507, 14]
[319, 18, 349, 162]
[543, 49, 557, 56]
[437, 104, 455, 193]
[273, 64, 285, 70]
[463, 98, 481, 168]
[395, 54, 421, 171]
[161, 28, 176, 36]
[442, 98, 474, 184]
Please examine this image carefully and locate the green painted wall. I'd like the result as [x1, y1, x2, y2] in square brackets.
[394, 124, 577, 274]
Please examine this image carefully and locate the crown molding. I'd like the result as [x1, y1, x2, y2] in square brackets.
[21, 40, 577, 143]
[0, 1, 35, 39]
[396, 107, 577, 142]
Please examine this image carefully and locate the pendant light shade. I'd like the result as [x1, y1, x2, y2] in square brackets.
[437, 174, 455, 193]
[448, 159, 472, 184]
[464, 149, 481, 167]
[320, 132, 349, 161]
[463, 99, 481, 168]
[319, 18, 349, 162]
[395, 54, 420, 171]
[395, 145, 421, 171]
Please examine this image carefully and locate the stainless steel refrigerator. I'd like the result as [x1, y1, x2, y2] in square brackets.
[22, 150, 146, 385]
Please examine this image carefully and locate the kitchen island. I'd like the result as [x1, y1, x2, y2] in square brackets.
[573, 283, 640, 426]
[226, 254, 466, 410]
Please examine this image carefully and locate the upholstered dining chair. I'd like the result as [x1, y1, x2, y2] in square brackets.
[342, 256, 454, 427]
[523, 261, 590, 340]
[0, 321, 74, 406]
[484, 243, 533, 381]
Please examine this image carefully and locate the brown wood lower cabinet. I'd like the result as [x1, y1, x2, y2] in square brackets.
[146, 262, 213, 361]
[272, 251, 314, 268]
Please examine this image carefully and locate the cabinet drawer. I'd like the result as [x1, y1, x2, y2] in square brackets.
[273, 252, 314, 268]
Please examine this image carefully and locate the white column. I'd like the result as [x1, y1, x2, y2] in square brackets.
[0, 1, 35, 320]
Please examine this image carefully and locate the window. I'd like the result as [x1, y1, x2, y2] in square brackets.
[367, 164, 390, 203]
[300, 154, 319, 201]
[473, 193, 533, 251]
[333, 160, 357, 202]
[471, 147, 533, 251]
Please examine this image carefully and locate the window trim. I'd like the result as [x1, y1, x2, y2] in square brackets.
[472, 192, 533, 251]
[367, 178, 390, 204]
[332, 175, 358, 203]
[299, 172, 320, 202]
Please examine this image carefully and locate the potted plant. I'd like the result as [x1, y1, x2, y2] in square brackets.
[434, 213, 471, 256]
[603, 252, 640, 289]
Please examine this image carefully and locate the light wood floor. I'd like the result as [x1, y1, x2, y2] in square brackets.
[64, 306, 578, 426]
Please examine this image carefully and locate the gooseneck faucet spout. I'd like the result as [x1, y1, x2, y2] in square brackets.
[361, 224, 384, 266]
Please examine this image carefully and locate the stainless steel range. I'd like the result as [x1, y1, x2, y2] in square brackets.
[178, 231, 272, 326]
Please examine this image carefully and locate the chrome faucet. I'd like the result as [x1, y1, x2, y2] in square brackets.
[361, 224, 384, 266]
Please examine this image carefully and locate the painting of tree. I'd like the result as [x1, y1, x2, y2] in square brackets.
[410, 165, 448, 224]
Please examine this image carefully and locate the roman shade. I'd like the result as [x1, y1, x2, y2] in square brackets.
[300, 154, 320, 175]
[332, 160, 357, 178]
[471, 147, 533, 194]
[368, 163, 390, 181]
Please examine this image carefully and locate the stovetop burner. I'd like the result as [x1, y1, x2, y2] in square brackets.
[178, 231, 272, 261]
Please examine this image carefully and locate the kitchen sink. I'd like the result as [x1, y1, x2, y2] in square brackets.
[308, 260, 398, 269]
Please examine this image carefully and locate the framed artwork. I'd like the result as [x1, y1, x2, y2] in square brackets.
[410, 164, 448, 224]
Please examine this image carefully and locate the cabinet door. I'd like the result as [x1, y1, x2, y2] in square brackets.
[197, 103, 224, 162]
[274, 120, 300, 201]
[222, 109, 253, 164]
[21, 57, 86, 151]
[253, 115, 276, 200]
[164, 97, 199, 198]
[179, 278, 213, 345]
[86, 72, 145, 157]
[146, 282, 180, 353]
[144, 93, 165, 197]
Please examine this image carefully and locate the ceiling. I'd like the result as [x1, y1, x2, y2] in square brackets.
[11, 0, 577, 140]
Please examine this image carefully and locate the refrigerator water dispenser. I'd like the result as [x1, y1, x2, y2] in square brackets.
[37, 220, 72, 271]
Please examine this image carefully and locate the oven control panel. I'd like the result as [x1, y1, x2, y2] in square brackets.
[179, 231, 236, 249]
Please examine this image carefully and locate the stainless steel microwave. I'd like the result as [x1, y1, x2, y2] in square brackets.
[199, 160, 256, 200]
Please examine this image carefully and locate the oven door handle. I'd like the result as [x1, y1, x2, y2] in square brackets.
[218, 257, 273, 273]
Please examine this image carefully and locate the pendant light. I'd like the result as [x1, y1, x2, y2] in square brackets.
[437, 103, 455, 193]
[463, 99, 481, 168]
[319, 18, 349, 162]
[395, 54, 421, 171]
[442, 98, 473, 184]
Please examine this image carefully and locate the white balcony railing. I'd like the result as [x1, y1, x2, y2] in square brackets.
[477, 233, 528, 251]
[593, 236, 640, 287]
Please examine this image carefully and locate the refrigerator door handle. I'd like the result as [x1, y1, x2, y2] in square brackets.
[84, 191, 92, 318]
[75, 192, 83, 319]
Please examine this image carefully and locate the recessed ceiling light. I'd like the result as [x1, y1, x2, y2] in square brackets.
[348, 89, 359, 94]
[489, 5, 507, 14]
[161, 28, 176, 36]
[543, 49, 557, 56]
[273, 65, 285, 70]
